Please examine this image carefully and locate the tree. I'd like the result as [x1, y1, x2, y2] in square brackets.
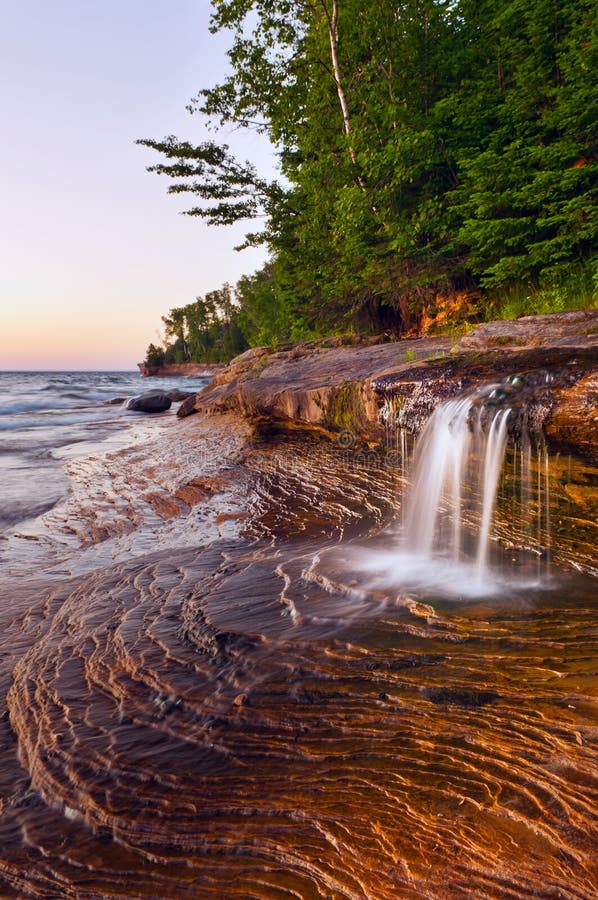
[140, 0, 597, 342]
[143, 343, 165, 367]
[145, 285, 251, 365]
[448, 0, 598, 286]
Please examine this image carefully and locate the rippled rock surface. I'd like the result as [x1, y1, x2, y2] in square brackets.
[0, 418, 596, 899]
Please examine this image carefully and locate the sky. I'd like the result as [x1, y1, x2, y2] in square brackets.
[0, 1, 276, 370]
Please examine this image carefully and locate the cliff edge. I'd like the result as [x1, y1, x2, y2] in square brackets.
[186, 310, 598, 462]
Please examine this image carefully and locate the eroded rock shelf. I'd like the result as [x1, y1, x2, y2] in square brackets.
[191, 311, 598, 462]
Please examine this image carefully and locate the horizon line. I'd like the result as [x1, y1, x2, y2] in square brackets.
[0, 368, 140, 373]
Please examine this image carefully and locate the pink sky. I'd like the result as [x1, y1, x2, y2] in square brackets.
[0, 0, 274, 370]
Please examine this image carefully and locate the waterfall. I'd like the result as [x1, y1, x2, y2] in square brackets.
[476, 407, 511, 574]
[403, 387, 513, 579]
[404, 396, 473, 559]
[367, 378, 558, 596]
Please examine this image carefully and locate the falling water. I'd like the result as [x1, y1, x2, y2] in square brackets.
[404, 396, 474, 560]
[404, 388, 513, 573]
[476, 407, 511, 574]
[400, 384, 538, 589]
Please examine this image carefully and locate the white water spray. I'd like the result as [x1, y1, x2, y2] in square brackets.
[476, 407, 510, 574]
[362, 380, 555, 598]
[404, 397, 472, 559]
[403, 388, 512, 579]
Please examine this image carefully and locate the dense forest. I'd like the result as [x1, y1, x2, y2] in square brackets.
[140, 0, 597, 365]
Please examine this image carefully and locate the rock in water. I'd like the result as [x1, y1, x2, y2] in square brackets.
[167, 389, 195, 402]
[126, 392, 172, 413]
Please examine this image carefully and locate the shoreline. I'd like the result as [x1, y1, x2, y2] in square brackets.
[0, 370, 213, 544]
[138, 361, 225, 378]
[0, 412, 253, 588]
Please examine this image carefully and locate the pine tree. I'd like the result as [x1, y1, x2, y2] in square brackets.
[449, 0, 597, 287]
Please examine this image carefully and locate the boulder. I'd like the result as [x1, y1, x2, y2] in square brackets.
[126, 392, 172, 413]
[167, 389, 195, 402]
[176, 395, 198, 418]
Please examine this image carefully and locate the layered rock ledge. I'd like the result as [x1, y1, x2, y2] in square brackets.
[189, 310, 597, 462]
[138, 361, 225, 378]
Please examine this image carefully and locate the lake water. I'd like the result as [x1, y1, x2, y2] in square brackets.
[0, 371, 208, 533]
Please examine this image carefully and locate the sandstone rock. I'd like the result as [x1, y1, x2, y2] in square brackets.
[190, 311, 597, 461]
[546, 371, 598, 464]
[126, 392, 172, 413]
[372, 345, 598, 458]
[194, 336, 451, 440]
[456, 309, 598, 351]
[137, 362, 225, 378]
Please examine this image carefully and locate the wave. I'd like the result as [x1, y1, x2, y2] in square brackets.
[0, 410, 127, 431]
[0, 400, 90, 415]
[0, 496, 62, 532]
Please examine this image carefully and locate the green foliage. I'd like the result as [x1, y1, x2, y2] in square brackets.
[487, 261, 598, 320]
[140, 0, 598, 343]
[448, 0, 598, 286]
[144, 343, 166, 367]
[234, 263, 314, 346]
[145, 284, 249, 366]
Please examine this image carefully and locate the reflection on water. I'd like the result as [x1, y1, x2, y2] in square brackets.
[0, 421, 596, 898]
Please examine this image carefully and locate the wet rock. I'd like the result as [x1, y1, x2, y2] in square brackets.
[422, 688, 500, 707]
[126, 392, 172, 413]
[177, 394, 198, 418]
[546, 372, 598, 464]
[167, 389, 195, 402]
[366, 654, 446, 671]
[373, 344, 598, 455]
[104, 396, 128, 405]
[153, 693, 183, 717]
